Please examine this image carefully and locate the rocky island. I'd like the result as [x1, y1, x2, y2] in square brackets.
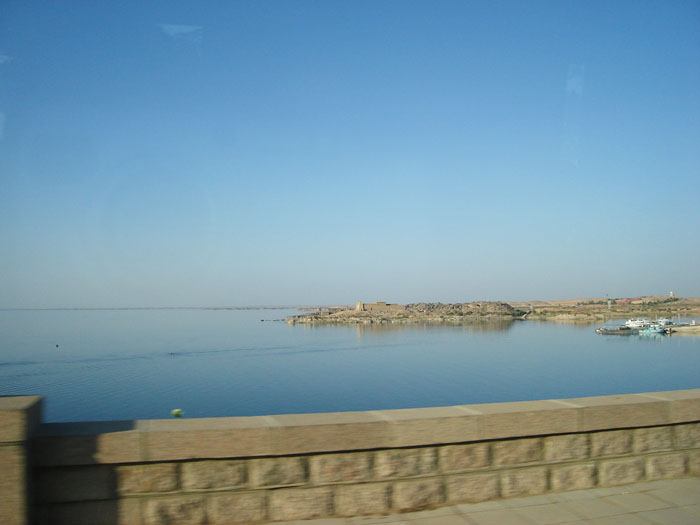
[285, 301, 526, 325]
[286, 296, 700, 326]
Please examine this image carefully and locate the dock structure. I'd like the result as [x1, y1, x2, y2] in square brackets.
[669, 324, 700, 334]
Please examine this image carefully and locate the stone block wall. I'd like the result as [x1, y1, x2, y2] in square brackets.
[2, 390, 699, 524]
[0, 396, 42, 525]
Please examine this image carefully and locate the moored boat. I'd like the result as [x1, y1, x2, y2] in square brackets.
[638, 323, 667, 335]
[596, 326, 636, 335]
[625, 318, 651, 328]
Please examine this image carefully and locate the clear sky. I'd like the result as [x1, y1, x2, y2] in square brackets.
[1, 1, 699, 308]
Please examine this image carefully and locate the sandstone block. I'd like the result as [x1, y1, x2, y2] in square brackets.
[598, 458, 644, 486]
[439, 443, 490, 472]
[0, 446, 26, 525]
[40, 499, 142, 525]
[268, 487, 333, 521]
[0, 396, 43, 443]
[646, 453, 686, 480]
[665, 389, 700, 422]
[500, 467, 548, 498]
[544, 434, 589, 462]
[117, 463, 178, 494]
[674, 422, 700, 448]
[687, 450, 700, 475]
[445, 472, 498, 503]
[645, 389, 700, 423]
[374, 448, 438, 479]
[181, 460, 246, 490]
[144, 495, 206, 525]
[550, 463, 596, 492]
[334, 482, 391, 516]
[393, 478, 445, 511]
[573, 394, 668, 431]
[633, 427, 673, 453]
[268, 412, 391, 455]
[473, 400, 578, 439]
[208, 492, 267, 524]
[144, 417, 276, 461]
[493, 438, 543, 467]
[372, 406, 479, 447]
[249, 457, 306, 487]
[39, 466, 115, 503]
[34, 430, 143, 466]
[591, 430, 632, 457]
[310, 452, 372, 484]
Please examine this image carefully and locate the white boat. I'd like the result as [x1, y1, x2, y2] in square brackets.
[656, 318, 673, 326]
[625, 318, 651, 328]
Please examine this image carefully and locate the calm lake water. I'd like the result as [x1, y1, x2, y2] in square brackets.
[1, 309, 698, 423]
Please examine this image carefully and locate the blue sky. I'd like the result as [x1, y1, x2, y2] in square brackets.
[1, 1, 699, 307]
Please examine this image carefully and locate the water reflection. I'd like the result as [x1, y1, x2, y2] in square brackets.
[528, 318, 599, 326]
[350, 320, 517, 339]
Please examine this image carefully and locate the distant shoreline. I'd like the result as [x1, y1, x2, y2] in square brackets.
[286, 296, 700, 325]
[0, 306, 302, 311]
[3, 296, 699, 320]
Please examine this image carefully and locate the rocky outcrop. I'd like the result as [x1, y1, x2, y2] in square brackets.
[406, 302, 520, 316]
[286, 302, 526, 325]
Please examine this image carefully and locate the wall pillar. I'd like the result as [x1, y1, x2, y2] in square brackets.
[0, 396, 43, 525]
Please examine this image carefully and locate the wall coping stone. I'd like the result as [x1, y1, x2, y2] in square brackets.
[31, 389, 700, 466]
[0, 395, 43, 525]
[0, 396, 43, 444]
